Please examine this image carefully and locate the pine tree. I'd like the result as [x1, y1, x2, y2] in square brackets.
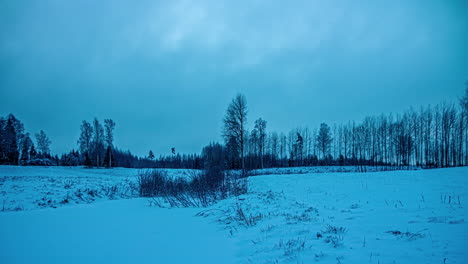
[4, 117, 19, 164]
[0, 117, 5, 163]
[148, 150, 155, 160]
[29, 144, 37, 159]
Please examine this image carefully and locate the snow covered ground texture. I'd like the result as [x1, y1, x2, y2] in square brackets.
[0, 166, 196, 211]
[0, 166, 467, 263]
[202, 167, 467, 263]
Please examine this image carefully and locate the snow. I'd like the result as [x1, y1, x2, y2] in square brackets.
[0, 199, 236, 264]
[203, 167, 468, 263]
[0, 165, 467, 263]
[0, 166, 198, 211]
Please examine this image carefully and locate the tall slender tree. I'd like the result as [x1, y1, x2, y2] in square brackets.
[254, 118, 267, 168]
[20, 134, 33, 164]
[35, 130, 51, 156]
[78, 120, 93, 163]
[316, 123, 332, 159]
[4, 117, 19, 164]
[104, 119, 116, 167]
[92, 118, 105, 167]
[223, 94, 248, 171]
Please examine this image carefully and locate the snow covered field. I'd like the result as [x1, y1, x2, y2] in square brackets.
[207, 167, 467, 263]
[0, 166, 467, 263]
[0, 166, 196, 211]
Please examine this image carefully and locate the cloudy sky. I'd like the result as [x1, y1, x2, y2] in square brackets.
[1, 0, 467, 156]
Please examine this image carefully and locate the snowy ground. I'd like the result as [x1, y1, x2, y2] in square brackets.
[0, 198, 237, 264]
[0, 166, 196, 211]
[204, 167, 467, 263]
[0, 166, 466, 263]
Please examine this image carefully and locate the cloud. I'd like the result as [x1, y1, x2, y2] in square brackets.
[118, 0, 349, 68]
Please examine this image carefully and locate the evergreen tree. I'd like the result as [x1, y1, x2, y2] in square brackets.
[4, 116, 19, 164]
[29, 144, 37, 159]
[0, 117, 5, 163]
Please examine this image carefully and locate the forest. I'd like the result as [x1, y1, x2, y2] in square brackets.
[1, 85, 467, 170]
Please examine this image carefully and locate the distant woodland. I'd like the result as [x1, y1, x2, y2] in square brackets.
[1, 85, 467, 170]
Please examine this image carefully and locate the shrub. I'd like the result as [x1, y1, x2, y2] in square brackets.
[26, 158, 53, 166]
[138, 167, 248, 207]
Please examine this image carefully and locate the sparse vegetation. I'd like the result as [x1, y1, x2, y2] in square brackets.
[386, 230, 426, 240]
[138, 168, 248, 207]
[316, 225, 347, 248]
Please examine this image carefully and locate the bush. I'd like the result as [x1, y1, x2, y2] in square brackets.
[25, 158, 54, 166]
[138, 167, 248, 207]
[138, 170, 172, 197]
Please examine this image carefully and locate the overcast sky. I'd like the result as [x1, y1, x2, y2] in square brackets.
[1, 0, 467, 156]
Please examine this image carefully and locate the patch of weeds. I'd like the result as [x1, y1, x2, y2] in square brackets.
[148, 197, 167, 208]
[323, 235, 344, 248]
[440, 194, 461, 205]
[285, 212, 313, 224]
[448, 219, 464, 224]
[314, 251, 325, 261]
[235, 201, 263, 227]
[275, 237, 307, 256]
[86, 189, 100, 198]
[257, 190, 285, 204]
[386, 230, 425, 240]
[305, 206, 319, 214]
[63, 180, 74, 189]
[323, 225, 347, 234]
[36, 196, 57, 208]
[104, 185, 119, 199]
[284, 206, 319, 224]
[12, 205, 24, 211]
[317, 225, 347, 248]
[259, 224, 276, 233]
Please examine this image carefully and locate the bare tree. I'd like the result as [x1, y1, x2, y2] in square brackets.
[270, 132, 279, 164]
[92, 118, 105, 167]
[35, 130, 51, 155]
[223, 94, 248, 171]
[104, 119, 116, 167]
[254, 118, 267, 168]
[316, 123, 332, 159]
[78, 120, 93, 161]
[461, 84, 468, 165]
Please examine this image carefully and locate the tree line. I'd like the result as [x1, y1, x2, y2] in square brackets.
[222, 86, 468, 171]
[1, 84, 467, 170]
[0, 115, 202, 168]
[0, 114, 52, 165]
